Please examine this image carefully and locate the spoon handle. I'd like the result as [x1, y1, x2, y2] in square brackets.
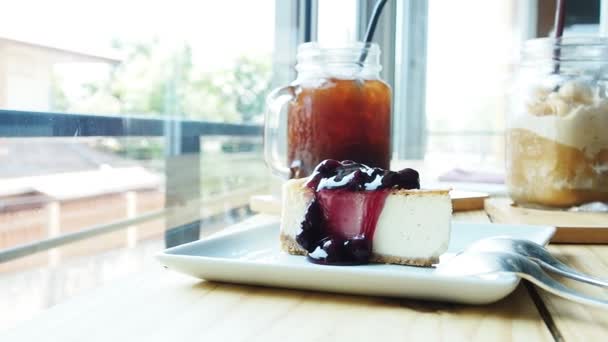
[514, 238, 608, 288]
[535, 258, 608, 288]
[518, 259, 608, 309]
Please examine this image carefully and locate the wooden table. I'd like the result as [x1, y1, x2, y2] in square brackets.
[2, 211, 607, 341]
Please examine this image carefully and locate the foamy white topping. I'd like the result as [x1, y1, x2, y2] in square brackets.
[511, 81, 608, 157]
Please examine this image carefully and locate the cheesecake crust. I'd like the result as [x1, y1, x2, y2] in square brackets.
[279, 233, 307, 256]
[279, 233, 437, 267]
[389, 188, 450, 196]
[369, 253, 437, 267]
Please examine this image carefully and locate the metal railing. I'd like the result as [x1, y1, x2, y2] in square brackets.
[0, 109, 262, 137]
[0, 109, 263, 263]
[0, 110, 507, 263]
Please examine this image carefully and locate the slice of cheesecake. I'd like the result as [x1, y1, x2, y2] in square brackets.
[279, 160, 452, 266]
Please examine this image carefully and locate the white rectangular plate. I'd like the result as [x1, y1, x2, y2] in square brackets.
[157, 220, 555, 305]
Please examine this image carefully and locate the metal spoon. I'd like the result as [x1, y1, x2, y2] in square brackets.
[437, 251, 608, 309]
[464, 237, 608, 288]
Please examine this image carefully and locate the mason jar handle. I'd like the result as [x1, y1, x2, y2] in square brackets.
[264, 85, 295, 178]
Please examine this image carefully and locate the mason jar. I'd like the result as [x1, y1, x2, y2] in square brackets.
[265, 42, 391, 178]
[506, 37, 608, 208]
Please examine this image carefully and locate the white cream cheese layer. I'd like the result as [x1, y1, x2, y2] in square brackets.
[373, 192, 452, 259]
[280, 179, 312, 238]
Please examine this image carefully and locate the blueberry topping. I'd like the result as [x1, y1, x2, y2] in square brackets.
[295, 160, 420, 266]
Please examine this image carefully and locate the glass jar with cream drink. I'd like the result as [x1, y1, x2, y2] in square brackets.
[507, 37, 608, 208]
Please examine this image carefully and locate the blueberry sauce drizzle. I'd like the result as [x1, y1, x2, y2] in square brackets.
[295, 159, 420, 265]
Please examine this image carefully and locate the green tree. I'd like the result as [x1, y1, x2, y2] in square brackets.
[57, 39, 272, 123]
[227, 57, 273, 122]
[50, 75, 69, 111]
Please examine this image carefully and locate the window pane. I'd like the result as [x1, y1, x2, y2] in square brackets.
[0, 0, 275, 122]
[424, 1, 525, 177]
[0, 0, 280, 330]
[424, 0, 602, 183]
[318, 0, 358, 44]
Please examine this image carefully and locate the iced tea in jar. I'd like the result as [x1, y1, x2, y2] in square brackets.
[264, 42, 391, 178]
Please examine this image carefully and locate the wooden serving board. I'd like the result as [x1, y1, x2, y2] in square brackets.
[485, 197, 608, 243]
[250, 190, 489, 216]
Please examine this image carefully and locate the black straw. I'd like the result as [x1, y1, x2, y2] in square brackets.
[358, 0, 389, 66]
[553, 0, 566, 74]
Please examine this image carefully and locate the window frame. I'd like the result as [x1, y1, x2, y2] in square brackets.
[357, 0, 428, 160]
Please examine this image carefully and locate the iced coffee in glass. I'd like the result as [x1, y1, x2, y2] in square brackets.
[264, 42, 391, 178]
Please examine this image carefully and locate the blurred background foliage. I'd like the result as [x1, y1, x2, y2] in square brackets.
[52, 39, 273, 124]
